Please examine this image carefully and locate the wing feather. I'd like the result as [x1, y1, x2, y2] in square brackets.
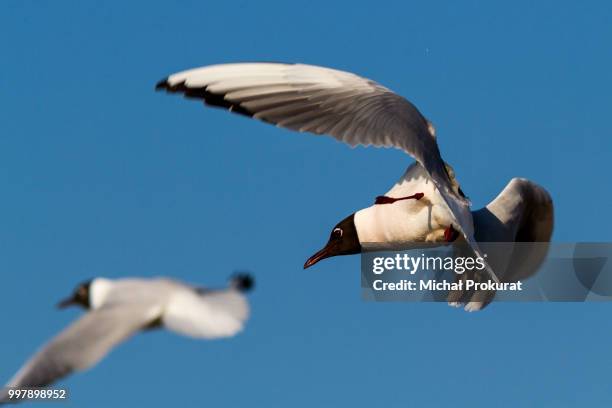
[1, 305, 159, 397]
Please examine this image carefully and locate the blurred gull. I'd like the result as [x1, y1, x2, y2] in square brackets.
[0, 274, 254, 403]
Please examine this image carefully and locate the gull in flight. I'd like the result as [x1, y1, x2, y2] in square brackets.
[0, 274, 254, 403]
[156, 63, 530, 282]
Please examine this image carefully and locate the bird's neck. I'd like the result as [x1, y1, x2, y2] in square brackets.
[90, 278, 113, 310]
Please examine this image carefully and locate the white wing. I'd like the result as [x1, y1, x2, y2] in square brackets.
[449, 178, 554, 311]
[157, 63, 462, 190]
[156, 62, 495, 278]
[162, 289, 250, 339]
[473, 177, 554, 281]
[156, 63, 446, 181]
[1, 305, 160, 398]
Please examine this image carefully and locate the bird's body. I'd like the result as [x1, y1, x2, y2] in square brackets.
[156, 62, 556, 285]
[0, 275, 253, 403]
[355, 163, 467, 247]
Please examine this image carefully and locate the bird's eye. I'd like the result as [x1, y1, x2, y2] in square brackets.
[332, 228, 343, 238]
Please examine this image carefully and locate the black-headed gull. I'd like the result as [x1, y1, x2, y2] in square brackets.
[155, 63, 496, 280]
[0, 274, 254, 402]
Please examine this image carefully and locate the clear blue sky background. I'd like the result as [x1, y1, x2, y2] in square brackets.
[1, 1, 611, 407]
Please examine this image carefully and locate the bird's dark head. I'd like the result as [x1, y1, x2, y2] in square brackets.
[231, 273, 255, 293]
[57, 280, 92, 309]
[304, 213, 362, 269]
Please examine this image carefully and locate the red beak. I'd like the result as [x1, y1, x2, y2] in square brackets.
[304, 244, 335, 269]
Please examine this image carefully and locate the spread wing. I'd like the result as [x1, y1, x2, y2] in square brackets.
[156, 63, 457, 195]
[1, 304, 160, 400]
[162, 289, 250, 339]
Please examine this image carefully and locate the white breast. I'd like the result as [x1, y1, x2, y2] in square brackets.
[354, 163, 457, 247]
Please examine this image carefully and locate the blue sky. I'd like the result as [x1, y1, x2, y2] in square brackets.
[1, 1, 611, 407]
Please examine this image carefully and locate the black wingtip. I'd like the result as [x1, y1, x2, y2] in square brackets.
[154, 76, 256, 118]
[231, 273, 255, 293]
[155, 78, 170, 91]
